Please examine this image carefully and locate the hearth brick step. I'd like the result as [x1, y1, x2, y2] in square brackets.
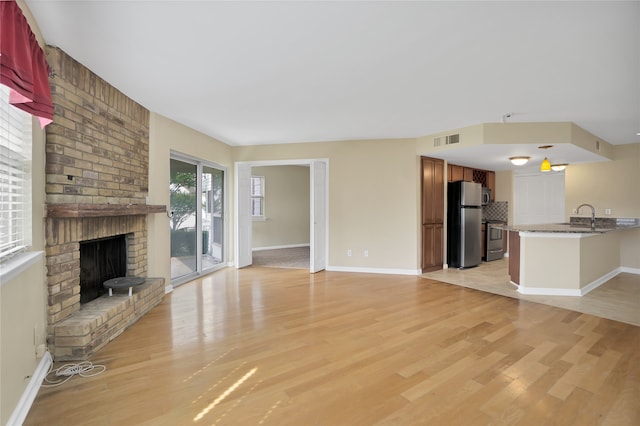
[52, 277, 164, 361]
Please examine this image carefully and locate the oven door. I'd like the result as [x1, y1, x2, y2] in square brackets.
[486, 224, 504, 261]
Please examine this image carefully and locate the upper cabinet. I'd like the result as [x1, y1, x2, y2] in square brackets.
[422, 157, 445, 225]
[486, 170, 495, 201]
[448, 164, 464, 182]
[448, 163, 496, 202]
[463, 167, 474, 182]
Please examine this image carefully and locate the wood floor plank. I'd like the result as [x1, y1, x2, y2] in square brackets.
[24, 267, 640, 425]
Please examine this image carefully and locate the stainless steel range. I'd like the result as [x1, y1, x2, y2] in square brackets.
[485, 220, 505, 261]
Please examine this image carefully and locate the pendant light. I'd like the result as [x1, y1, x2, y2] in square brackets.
[538, 145, 553, 172]
[540, 157, 551, 172]
[551, 163, 568, 171]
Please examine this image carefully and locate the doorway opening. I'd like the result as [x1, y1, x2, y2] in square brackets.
[235, 159, 328, 273]
[250, 165, 310, 269]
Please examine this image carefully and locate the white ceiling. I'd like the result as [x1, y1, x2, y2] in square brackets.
[25, 1, 640, 168]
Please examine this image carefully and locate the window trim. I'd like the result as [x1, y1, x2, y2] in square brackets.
[0, 250, 43, 286]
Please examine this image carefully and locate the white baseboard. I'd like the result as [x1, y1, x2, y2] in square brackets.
[518, 266, 640, 297]
[252, 244, 310, 251]
[326, 266, 422, 276]
[578, 269, 620, 296]
[7, 351, 52, 426]
[619, 266, 640, 275]
[517, 286, 583, 296]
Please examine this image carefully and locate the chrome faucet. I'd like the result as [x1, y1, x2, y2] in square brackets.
[576, 203, 596, 228]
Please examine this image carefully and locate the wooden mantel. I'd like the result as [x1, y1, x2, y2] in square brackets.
[47, 204, 167, 218]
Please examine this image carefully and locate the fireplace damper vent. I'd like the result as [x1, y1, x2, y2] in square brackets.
[80, 235, 127, 304]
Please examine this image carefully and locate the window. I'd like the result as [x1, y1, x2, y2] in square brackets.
[0, 85, 33, 261]
[250, 176, 265, 220]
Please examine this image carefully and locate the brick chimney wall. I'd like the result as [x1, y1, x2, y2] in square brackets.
[43, 47, 163, 359]
[45, 46, 149, 205]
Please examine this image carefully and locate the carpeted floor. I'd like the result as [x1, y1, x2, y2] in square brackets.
[252, 246, 310, 269]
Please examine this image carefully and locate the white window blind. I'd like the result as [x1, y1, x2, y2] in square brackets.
[0, 85, 33, 260]
[250, 176, 265, 218]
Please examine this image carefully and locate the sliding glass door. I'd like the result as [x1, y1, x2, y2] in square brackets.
[170, 154, 225, 284]
[202, 165, 224, 270]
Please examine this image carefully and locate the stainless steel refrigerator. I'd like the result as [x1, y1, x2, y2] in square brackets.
[447, 181, 482, 268]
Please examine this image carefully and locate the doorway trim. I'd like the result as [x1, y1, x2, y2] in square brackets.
[234, 159, 329, 273]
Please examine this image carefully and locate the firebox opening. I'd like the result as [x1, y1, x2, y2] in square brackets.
[80, 234, 127, 304]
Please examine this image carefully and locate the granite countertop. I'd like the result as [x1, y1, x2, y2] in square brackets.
[495, 217, 640, 234]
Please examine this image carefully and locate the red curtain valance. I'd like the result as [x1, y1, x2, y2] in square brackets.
[1, 0, 53, 127]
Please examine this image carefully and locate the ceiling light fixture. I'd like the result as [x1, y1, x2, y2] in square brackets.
[509, 156, 530, 166]
[538, 145, 553, 172]
[551, 163, 568, 171]
[540, 157, 551, 172]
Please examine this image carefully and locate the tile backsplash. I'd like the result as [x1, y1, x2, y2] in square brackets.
[483, 201, 508, 223]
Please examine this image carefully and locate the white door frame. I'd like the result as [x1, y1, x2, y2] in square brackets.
[234, 159, 329, 273]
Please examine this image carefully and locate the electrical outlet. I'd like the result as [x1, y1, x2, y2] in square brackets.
[572, 208, 578, 214]
[347, 249, 352, 257]
[604, 208, 612, 215]
[364, 250, 369, 257]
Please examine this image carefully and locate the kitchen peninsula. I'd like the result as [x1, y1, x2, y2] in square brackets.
[500, 218, 640, 296]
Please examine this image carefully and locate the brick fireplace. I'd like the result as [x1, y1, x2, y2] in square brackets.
[44, 47, 165, 360]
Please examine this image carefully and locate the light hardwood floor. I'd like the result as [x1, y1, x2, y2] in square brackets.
[26, 267, 640, 425]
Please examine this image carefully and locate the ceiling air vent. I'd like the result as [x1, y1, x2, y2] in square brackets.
[434, 133, 460, 147]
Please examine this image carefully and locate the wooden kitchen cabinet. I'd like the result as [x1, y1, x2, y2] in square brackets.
[508, 231, 520, 285]
[486, 171, 496, 201]
[422, 223, 444, 272]
[421, 157, 444, 272]
[481, 223, 486, 261]
[448, 164, 464, 182]
[422, 157, 445, 225]
[449, 164, 496, 201]
[463, 167, 474, 182]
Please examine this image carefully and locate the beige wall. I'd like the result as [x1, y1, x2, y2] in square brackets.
[147, 113, 234, 281]
[416, 123, 483, 155]
[234, 138, 421, 271]
[565, 143, 640, 269]
[565, 143, 640, 219]
[252, 166, 310, 249]
[620, 229, 640, 269]
[0, 2, 49, 423]
[520, 232, 622, 291]
[580, 232, 620, 285]
[483, 122, 572, 146]
[1, 257, 47, 425]
[520, 235, 582, 290]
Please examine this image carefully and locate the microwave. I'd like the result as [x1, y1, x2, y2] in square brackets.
[482, 188, 491, 206]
